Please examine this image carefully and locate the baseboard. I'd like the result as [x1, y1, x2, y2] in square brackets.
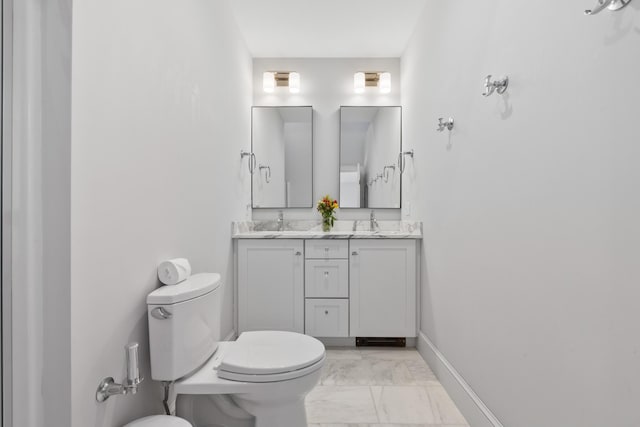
[223, 330, 237, 341]
[417, 331, 503, 427]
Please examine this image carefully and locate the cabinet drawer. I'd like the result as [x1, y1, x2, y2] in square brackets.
[305, 259, 348, 298]
[305, 240, 349, 259]
[305, 299, 349, 337]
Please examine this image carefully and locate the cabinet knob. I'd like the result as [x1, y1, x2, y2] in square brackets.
[325, 310, 329, 315]
[352, 251, 359, 256]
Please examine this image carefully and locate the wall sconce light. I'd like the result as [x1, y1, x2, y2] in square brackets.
[379, 72, 391, 94]
[354, 72, 365, 94]
[263, 72, 275, 93]
[262, 71, 300, 93]
[353, 72, 391, 94]
[289, 72, 300, 93]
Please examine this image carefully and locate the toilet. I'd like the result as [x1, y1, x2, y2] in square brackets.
[124, 415, 192, 427]
[146, 273, 326, 427]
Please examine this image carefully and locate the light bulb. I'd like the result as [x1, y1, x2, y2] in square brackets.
[289, 72, 300, 93]
[263, 72, 275, 93]
[354, 72, 365, 94]
[379, 72, 391, 94]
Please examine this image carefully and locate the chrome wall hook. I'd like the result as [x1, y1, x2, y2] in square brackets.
[240, 150, 257, 174]
[585, 0, 630, 15]
[482, 75, 509, 97]
[398, 150, 414, 174]
[437, 117, 454, 132]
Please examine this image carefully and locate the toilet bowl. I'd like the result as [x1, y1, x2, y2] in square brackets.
[147, 273, 325, 427]
[124, 415, 192, 427]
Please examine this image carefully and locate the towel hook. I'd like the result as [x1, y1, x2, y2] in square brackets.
[240, 150, 257, 174]
[437, 117, 454, 132]
[482, 75, 509, 97]
[584, 0, 631, 15]
[398, 150, 414, 174]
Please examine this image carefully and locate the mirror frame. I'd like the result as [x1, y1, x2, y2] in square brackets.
[251, 105, 314, 209]
[338, 105, 403, 209]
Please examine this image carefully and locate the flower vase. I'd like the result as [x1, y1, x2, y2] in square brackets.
[322, 217, 332, 232]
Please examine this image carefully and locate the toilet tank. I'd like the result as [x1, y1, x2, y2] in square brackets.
[147, 273, 222, 381]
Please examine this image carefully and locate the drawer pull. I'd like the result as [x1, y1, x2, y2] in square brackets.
[324, 247, 329, 252]
[295, 251, 302, 256]
[324, 271, 329, 277]
[352, 251, 359, 256]
[325, 310, 329, 315]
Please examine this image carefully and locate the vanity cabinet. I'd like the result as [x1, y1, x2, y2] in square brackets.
[237, 239, 304, 333]
[349, 240, 416, 337]
[236, 237, 418, 339]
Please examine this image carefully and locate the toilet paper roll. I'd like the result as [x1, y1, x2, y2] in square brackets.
[157, 258, 192, 285]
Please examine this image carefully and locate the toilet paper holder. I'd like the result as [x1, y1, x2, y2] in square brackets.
[96, 342, 143, 402]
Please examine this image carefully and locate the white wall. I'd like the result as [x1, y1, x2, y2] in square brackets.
[253, 58, 401, 219]
[402, 1, 640, 427]
[71, 1, 252, 426]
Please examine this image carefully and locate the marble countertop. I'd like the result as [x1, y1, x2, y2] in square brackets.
[232, 220, 422, 239]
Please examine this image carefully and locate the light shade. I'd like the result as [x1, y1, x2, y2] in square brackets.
[289, 72, 300, 93]
[379, 72, 391, 94]
[263, 72, 275, 93]
[354, 72, 365, 94]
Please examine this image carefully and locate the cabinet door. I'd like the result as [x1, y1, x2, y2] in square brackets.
[350, 240, 416, 337]
[238, 239, 304, 333]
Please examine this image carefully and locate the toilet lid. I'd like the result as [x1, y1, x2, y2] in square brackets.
[123, 415, 192, 427]
[219, 331, 325, 376]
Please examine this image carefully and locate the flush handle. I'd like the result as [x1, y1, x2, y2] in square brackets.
[151, 307, 172, 320]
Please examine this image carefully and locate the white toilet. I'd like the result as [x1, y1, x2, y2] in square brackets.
[146, 273, 326, 427]
[124, 415, 192, 427]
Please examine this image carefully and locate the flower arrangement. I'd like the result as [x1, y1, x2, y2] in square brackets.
[317, 195, 339, 231]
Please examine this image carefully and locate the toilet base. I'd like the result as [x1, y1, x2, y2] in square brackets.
[231, 395, 307, 427]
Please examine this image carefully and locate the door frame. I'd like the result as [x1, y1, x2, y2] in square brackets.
[1, 0, 13, 424]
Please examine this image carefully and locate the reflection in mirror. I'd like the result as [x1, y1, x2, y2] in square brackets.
[340, 106, 402, 208]
[252, 106, 313, 208]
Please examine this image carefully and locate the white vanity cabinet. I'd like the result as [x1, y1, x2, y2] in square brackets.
[237, 239, 304, 333]
[236, 236, 418, 339]
[349, 240, 417, 337]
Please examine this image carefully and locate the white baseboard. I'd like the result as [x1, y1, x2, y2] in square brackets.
[417, 331, 503, 427]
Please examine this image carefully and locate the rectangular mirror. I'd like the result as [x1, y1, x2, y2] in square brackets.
[252, 106, 313, 208]
[339, 106, 402, 209]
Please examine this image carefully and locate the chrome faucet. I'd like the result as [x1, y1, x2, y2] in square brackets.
[277, 210, 284, 231]
[370, 210, 379, 231]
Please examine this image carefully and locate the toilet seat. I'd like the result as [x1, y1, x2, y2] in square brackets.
[218, 331, 325, 382]
[174, 332, 326, 395]
[123, 415, 192, 427]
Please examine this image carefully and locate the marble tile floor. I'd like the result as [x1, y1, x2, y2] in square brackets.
[306, 347, 469, 427]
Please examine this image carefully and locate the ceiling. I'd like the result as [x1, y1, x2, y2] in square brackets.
[228, 0, 428, 58]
